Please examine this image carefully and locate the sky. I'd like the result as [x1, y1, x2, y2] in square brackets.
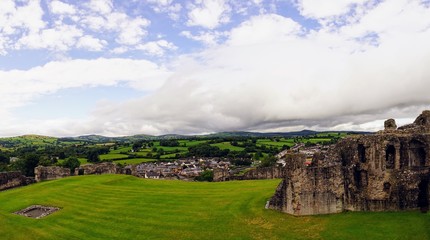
[1, 0, 430, 137]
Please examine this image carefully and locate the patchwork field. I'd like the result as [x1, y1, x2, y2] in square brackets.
[0, 175, 429, 240]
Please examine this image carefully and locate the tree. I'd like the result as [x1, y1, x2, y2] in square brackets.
[61, 157, 80, 174]
[87, 150, 100, 163]
[0, 152, 9, 164]
[281, 145, 290, 151]
[260, 155, 277, 168]
[231, 158, 252, 166]
[39, 156, 54, 166]
[254, 151, 263, 160]
[11, 153, 40, 176]
[132, 141, 143, 152]
[58, 151, 66, 159]
[195, 170, 213, 182]
[159, 139, 179, 147]
[187, 143, 229, 157]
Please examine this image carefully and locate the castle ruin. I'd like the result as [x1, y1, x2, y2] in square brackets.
[268, 110, 430, 215]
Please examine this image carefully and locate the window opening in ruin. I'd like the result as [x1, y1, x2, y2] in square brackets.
[418, 179, 429, 213]
[385, 145, 395, 169]
[341, 152, 348, 166]
[383, 182, 391, 192]
[358, 144, 366, 163]
[418, 148, 426, 166]
[409, 140, 426, 167]
[400, 144, 408, 169]
[353, 167, 362, 189]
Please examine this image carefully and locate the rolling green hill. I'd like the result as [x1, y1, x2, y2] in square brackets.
[0, 175, 428, 240]
[0, 135, 58, 149]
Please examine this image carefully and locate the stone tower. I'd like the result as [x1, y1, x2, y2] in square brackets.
[268, 110, 430, 215]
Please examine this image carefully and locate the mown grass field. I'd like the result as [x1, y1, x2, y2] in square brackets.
[256, 139, 295, 148]
[0, 175, 429, 240]
[114, 158, 157, 165]
[211, 142, 246, 151]
[99, 153, 129, 160]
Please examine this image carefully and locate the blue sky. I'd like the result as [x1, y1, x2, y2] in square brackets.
[1, 0, 430, 137]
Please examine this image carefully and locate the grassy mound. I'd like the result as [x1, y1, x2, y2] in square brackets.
[0, 175, 428, 239]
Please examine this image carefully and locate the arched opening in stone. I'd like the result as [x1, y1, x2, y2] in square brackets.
[341, 152, 348, 166]
[383, 182, 391, 192]
[409, 140, 426, 167]
[385, 145, 395, 169]
[78, 169, 84, 175]
[358, 144, 366, 163]
[353, 167, 362, 190]
[418, 179, 429, 213]
[400, 143, 408, 169]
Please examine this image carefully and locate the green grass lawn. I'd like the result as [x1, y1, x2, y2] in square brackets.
[306, 138, 332, 144]
[77, 158, 88, 164]
[211, 142, 245, 151]
[110, 146, 132, 154]
[113, 158, 157, 165]
[257, 139, 295, 148]
[178, 139, 207, 147]
[0, 175, 428, 240]
[99, 153, 129, 160]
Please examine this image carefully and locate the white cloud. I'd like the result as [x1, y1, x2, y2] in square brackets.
[81, 10, 150, 46]
[294, 0, 369, 19]
[0, 0, 45, 39]
[2, 0, 430, 136]
[87, 0, 113, 14]
[187, 0, 231, 29]
[115, 15, 150, 45]
[78, 5, 430, 135]
[227, 14, 302, 46]
[147, 0, 182, 20]
[0, 58, 172, 126]
[0, 0, 153, 54]
[180, 30, 227, 46]
[50, 0, 77, 15]
[111, 46, 129, 54]
[136, 40, 177, 56]
[16, 24, 83, 51]
[76, 35, 107, 51]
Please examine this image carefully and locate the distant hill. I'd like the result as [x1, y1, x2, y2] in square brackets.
[0, 135, 57, 148]
[205, 130, 370, 138]
[0, 130, 372, 146]
[58, 134, 177, 143]
[56, 130, 371, 143]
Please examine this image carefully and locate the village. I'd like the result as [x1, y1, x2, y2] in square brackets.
[127, 158, 232, 180]
[127, 143, 329, 180]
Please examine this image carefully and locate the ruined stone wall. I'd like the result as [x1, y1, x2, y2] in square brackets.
[268, 110, 430, 215]
[213, 168, 229, 182]
[242, 166, 284, 180]
[34, 166, 71, 182]
[339, 131, 430, 212]
[0, 171, 29, 191]
[267, 154, 344, 215]
[74, 162, 121, 175]
[213, 166, 284, 182]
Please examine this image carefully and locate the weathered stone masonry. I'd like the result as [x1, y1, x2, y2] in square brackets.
[34, 166, 71, 182]
[268, 110, 430, 215]
[0, 171, 32, 191]
[213, 166, 284, 182]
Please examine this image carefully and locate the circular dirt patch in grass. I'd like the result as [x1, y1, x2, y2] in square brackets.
[14, 205, 59, 219]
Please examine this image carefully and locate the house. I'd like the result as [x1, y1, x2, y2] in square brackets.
[145, 171, 160, 179]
